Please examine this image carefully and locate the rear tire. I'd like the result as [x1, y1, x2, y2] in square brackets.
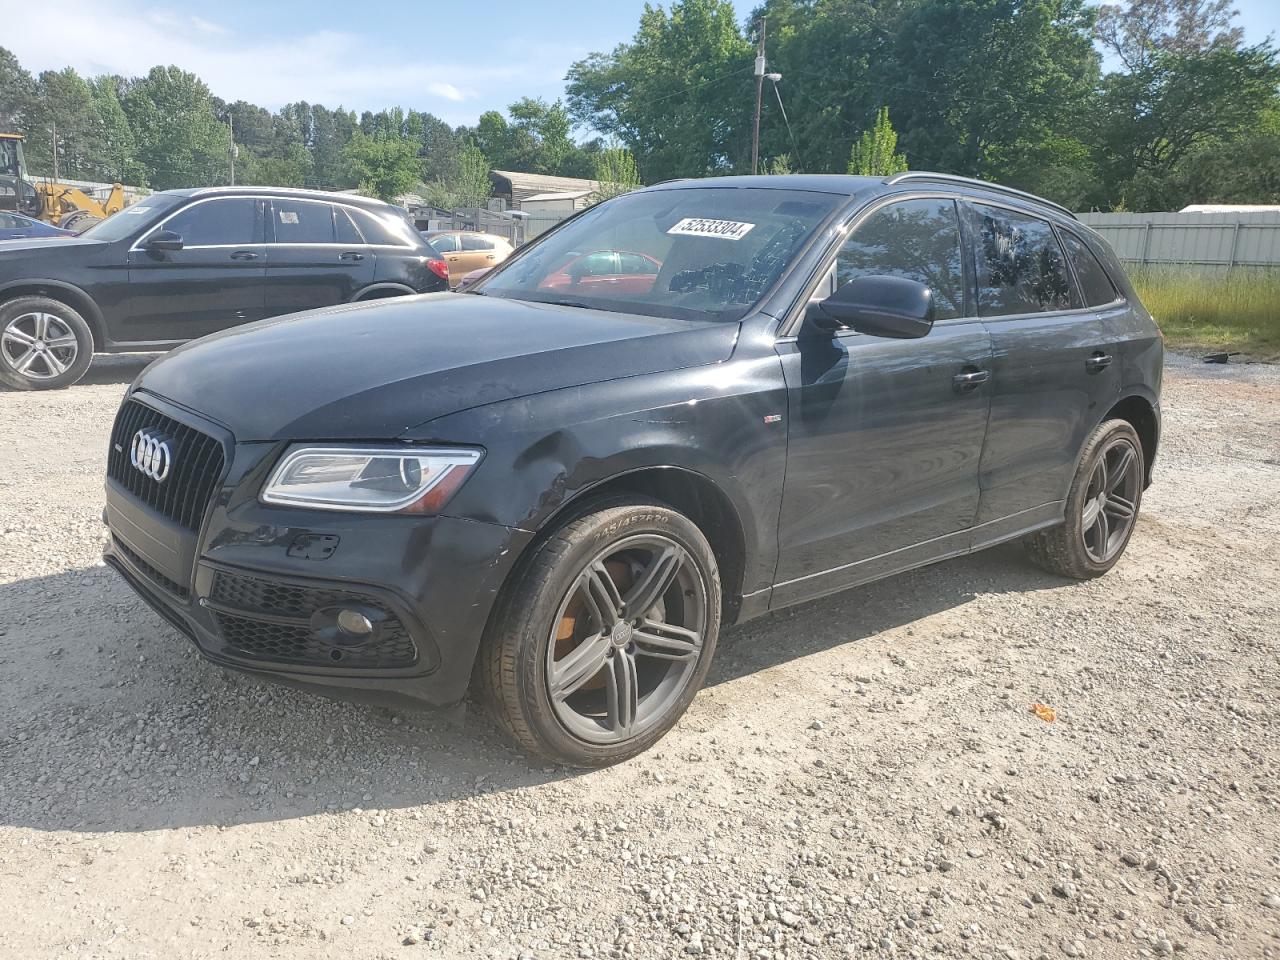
[477, 501, 721, 767]
[0, 296, 94, 391]
[1024, 419, 1144, 579]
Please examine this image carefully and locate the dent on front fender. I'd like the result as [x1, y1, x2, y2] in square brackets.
[420, 357, 792, 598]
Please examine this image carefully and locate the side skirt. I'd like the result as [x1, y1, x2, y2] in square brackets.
[761, 501, 1064, 615]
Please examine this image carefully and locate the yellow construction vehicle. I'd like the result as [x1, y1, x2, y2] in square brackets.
[1, 131, 128, 231]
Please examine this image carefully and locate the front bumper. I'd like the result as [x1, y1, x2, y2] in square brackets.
[103, 396, 532, 709]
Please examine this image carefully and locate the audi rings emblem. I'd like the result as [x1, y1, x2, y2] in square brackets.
[130, 430, 174, 482]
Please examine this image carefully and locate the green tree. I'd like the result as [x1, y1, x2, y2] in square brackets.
[567, 0, 754, 182]
[344, 129, 421, 201]
[766, 153, 795, 175]
[847, 106, 907, 175]
[0, 46, 36, 132]
[87, 76, 142, 184]
[592, 144, 641, 202]
[123, 66, 230, 188]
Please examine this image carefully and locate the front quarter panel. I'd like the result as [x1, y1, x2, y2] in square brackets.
[410, 342, 790, 601]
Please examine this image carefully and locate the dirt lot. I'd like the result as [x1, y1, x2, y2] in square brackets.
[1, 353, 1278, 960]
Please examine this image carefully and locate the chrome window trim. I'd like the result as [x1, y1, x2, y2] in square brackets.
[128, 194, 264, 252]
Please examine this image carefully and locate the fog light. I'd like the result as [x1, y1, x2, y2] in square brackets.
[337, 609, 374, 636]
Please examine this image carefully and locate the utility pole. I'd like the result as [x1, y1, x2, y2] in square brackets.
[228, 113, 236, 186]
[51, 120, 59, 181]
[751, 17, 766, 176]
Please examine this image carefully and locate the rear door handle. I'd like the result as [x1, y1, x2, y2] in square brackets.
[230, 251, 259, 261]
[339, 251, 364, 261]
[1085, 352, 1113, 372]
[953, 368, 990, 391]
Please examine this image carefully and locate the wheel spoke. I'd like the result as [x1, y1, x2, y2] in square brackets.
[580, 562, 623, 628]
[1093, 456, 1108, 496]
[2, 327, 36, 348]
[12, 347, 39, 373]
[604, 650, 638, 735]
[633, 617, 701, 662]
[1105, 494, 1135, 522]
[1092, 508, 1110, 554]
[43, 350, 69, 374]
[549, 630, 611, 700]
[621, 544, 684, 618]
[45, 333, 78, 350]
[1107, 447, 1135, 492]
[32, 313, 49, 340]
[1081, 495, 1102, 530]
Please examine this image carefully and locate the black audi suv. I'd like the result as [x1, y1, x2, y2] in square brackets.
[103, 173, 1163, 766]
[0, 186, 450, 390]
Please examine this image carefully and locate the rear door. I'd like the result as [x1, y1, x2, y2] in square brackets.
[456, 233, 501, 277]
[963, 201, 1121, 531]
[264, 198, 374, 315]
[122, 196, 267, 342]
[0, 213, 25, 239]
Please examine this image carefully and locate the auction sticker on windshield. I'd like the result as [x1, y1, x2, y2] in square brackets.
[667, 218, 756, 241]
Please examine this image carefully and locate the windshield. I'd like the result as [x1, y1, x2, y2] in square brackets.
[478, 187, 843, 322]
[80, 198, 176, 242]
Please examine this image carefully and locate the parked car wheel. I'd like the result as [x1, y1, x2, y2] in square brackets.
[478, 501, 722, 767]
[1024, 419, 1145, 579]
[0, 296, 93, 390]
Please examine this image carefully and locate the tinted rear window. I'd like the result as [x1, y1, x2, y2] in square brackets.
[273, 199, 335, 244]
[969, 204, 1080, 316]
[1061, 230, 1119, 307]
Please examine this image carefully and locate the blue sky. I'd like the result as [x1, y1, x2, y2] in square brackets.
[3, 0, 1277, 127]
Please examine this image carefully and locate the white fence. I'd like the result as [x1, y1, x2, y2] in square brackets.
[1077, 211, 1280, 272]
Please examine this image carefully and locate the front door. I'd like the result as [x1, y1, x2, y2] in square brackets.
[772, 197, 993, 606]
[122, 196, 267, 343]
[264, 198, 375, 315]
[962, 202, 1121, 528]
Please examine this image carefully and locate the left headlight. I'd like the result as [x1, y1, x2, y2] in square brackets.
[260, 445, 483, 514]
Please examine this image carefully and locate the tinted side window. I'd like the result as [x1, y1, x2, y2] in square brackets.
[348, 208, 410, 246]
[580, 252, 619, 276]
[1061, 230, 1119, 307]
[273, 199, 335, 244]
[461, 234, 494, 251]
[335, 207, 363, 245]
[0, 214, 16, 227]
[428, 234, 458, 252]
[970, 204, 1080, 316]
[162, 198, 258, 246]
[836, 198, 965, 320]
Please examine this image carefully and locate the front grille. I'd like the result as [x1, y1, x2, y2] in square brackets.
[107, 400, 225, 532]
[209, 570, 418, 669]
[113, 537, 189, 599]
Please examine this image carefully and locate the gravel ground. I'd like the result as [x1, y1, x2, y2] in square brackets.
[1, 353, 1278, 960]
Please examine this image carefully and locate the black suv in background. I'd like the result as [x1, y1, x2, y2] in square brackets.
[0, 187, 450, 390]
[103, 173, 1162, 767]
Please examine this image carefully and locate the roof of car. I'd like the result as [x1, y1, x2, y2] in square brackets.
[643, 172, 1076, 220]
[158, 186, 398, 211]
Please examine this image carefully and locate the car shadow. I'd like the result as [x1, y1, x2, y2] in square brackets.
[79, 353, 163, 386]
[0, 543, 1072, 834]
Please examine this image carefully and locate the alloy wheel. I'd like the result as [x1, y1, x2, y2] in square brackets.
[1080, 437, 1141, 563]
[1, 312, 79, 381]
[546, 534, 708, 745]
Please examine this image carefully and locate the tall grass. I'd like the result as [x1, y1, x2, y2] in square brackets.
[1128, 266, 1280, 359]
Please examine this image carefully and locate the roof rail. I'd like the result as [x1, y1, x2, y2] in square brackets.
[883, 171, 1077, 220]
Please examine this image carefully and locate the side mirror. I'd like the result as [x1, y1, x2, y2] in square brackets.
[146, 230, 183, 252]
[811, 275, 935, 339]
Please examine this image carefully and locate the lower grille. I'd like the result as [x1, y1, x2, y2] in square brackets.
[113, 537, 189, 599]
[209, 570, 418, 669]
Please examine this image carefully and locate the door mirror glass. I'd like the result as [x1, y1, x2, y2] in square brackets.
[146, 230, 183, 252]
[815, 275, 935, 338]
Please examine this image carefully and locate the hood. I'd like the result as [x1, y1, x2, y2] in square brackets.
[136, 293, 739, 441]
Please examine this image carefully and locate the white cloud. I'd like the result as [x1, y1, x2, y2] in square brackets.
[0, 0, 580, 122]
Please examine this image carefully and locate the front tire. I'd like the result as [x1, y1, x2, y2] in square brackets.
[478, 501, 722, 767]
[1024, 419, 1145, 579]
[0, 296, 94, 390]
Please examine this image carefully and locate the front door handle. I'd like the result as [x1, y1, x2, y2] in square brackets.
[1085, 352, 1113, 373]
[953, 368, 991, 392]
[230, 250, 259, 261]
[339, 251, 364, 261]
